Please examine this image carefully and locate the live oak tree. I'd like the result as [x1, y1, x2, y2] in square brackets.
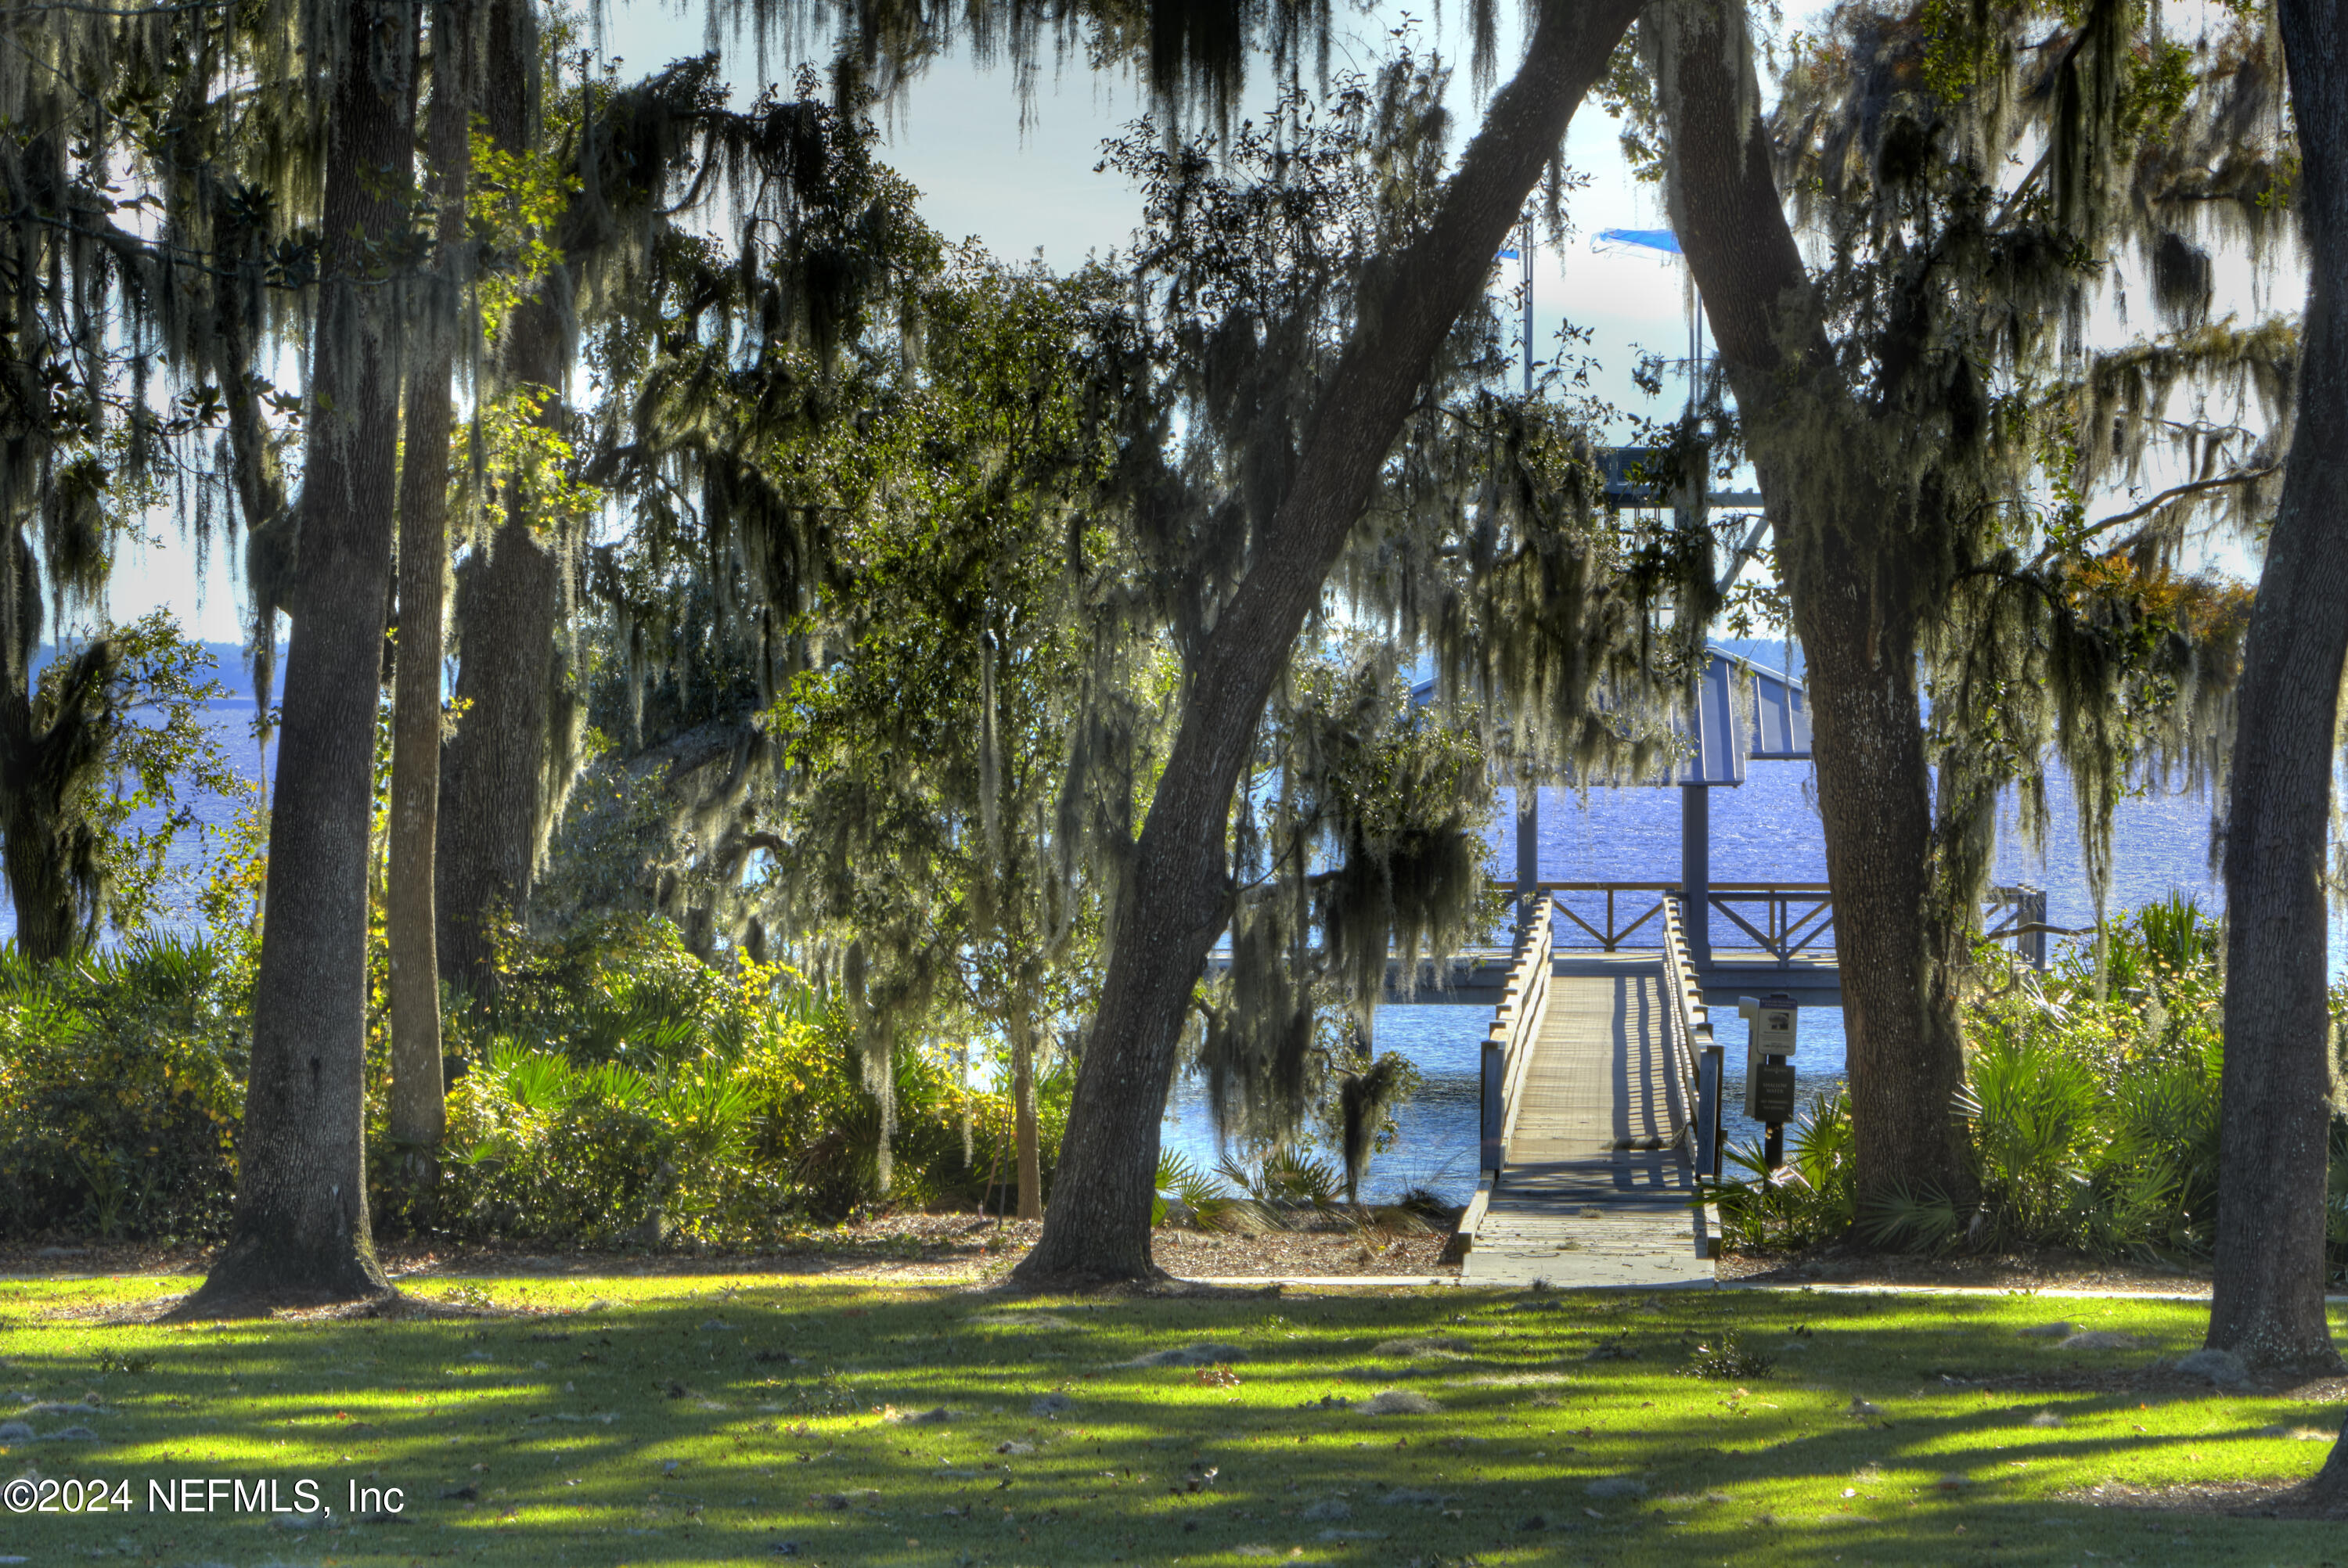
[719, 0, 1743, 1279]
[420, 40, 929, 1008]
[431, 0, 582, 1002]
[2220, 0, 2348, 1396]
[1007, 9, 1723, 1282]
[1642, 0, 2281, 1228]
[558, 117, 1088, 1206]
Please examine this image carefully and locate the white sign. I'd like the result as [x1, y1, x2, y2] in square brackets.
[1737, 995, 1798, 1056]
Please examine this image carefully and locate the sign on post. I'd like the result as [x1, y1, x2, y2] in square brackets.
[1737, 992, 1799, 1124]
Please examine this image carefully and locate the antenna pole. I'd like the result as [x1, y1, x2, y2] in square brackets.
[1522, 214, 1535, 397]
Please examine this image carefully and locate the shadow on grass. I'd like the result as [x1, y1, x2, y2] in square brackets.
[0, 1279, 2339, 1565]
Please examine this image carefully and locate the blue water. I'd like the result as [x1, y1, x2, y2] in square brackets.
[5, 644, 2312, 1210]
[1165, 690, 2310, 1207]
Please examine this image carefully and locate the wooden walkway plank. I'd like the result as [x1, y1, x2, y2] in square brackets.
[1464, 965, 1716, 1289]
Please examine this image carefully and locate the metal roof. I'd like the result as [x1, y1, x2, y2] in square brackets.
[1600, 447, 1764, 509]
[1409, 644, 1811, 785]
[1677, 646, 1811, 784]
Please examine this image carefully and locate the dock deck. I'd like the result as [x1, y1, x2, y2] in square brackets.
[1463, 948, 1717, 1288]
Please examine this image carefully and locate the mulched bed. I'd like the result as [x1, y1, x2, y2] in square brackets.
[1717, 1240, 2224, 1295]
[1, 1211, 1460, 1286]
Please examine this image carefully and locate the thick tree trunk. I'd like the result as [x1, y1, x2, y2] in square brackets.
[183, 0, 418, 1314]
[436, 520, 558, 990]
[435, 0, 564, 996]
[1011, 0, 1645, 1286]
[1795, 549, 1968, 1210]
[2311, 1409, 2348, 1512]
[2209, 0, 2348, 1376]
[387, 0, 475, 1189]
[1651, 0, 1975, 1210]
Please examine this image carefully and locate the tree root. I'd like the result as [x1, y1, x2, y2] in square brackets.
[163, 1234, 396, 1322]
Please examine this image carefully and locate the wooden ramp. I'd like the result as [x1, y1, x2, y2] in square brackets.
[1464, 958, 1716, 1288]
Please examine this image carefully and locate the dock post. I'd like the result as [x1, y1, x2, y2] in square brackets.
[1515, 776, 1540, 932]
[1680, 784, 1712, 967]
[1480, 1037, 1504, 1174]
[1696, 1043, 1724, 1180]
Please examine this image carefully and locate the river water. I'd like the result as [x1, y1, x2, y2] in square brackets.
[1162, 637, 2303, 1205]
[12, 645, 2317, 1209]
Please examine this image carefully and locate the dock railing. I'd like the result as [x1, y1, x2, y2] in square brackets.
[1536, 880, 1834, 962]
[1478, 896, 1555, 1176]
[1660, 895, 1724, 1180]
[1527, 879, 2065, 971]
[1982, 883, 2084, 970]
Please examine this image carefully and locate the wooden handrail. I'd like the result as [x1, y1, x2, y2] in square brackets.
[1511, 879, 1839, 955]
[1659, 896, 1723, 1178]
[1479, 896, 1555, 1175]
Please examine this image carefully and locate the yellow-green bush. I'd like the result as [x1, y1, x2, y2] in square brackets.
[0, 937, 247, 1243]
[400, 915, 1064, 1245]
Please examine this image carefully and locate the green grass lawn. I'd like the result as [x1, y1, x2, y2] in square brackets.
[0, 1272, 2341, 1566]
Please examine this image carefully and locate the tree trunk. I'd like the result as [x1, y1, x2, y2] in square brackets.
[0, 554, 116, 966]
[387, 0, 475, 1195]
[2208, 0, 2348, 1375]
[1010, 985, 1042, 1221]
[1010, 0, 1645, 1286]
[182, 0, 418, 1314]
[1650, 0, 1975, 1212]
[436, 520, 559, 990]
[2310, 1409, 2348, 1512]
[435, 0, 564, 997]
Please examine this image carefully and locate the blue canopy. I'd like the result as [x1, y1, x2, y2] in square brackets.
[1594, 228, 1683, 255]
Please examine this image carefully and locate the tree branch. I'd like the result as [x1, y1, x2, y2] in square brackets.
[2073, 463, 2279, 541]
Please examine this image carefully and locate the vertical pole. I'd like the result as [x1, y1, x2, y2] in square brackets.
[1516, 779, 1540, 931]
[1522, 214, 1536, 398]
[1514, 217, 1540, 940]
[1697, 1044, 1723, 1180]
[2024, 886, 2047, 970]
[1681, 783, 1711, 968]
[1481, 1038, 1504, 1174]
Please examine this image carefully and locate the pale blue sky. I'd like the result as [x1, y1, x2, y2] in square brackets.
[116, 0, 1702, 643]
[112, 0, 2281, 642]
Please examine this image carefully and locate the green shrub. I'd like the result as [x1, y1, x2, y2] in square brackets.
[406, 914, 1059, 1243]
[1943, 896, 2227, 1256]
[0, 936, 248, 1243]
[1713, 893, 2281, 1267]
[1709, 1087, 1856, 1251]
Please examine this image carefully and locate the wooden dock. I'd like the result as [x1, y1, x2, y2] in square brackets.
[1461, 904, 1719, 1288]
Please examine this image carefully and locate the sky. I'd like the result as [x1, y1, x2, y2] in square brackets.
[113, 0, 1710, 644]
[110, 0, 2289, 640]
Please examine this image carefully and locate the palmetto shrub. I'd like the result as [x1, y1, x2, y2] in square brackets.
[1714, 894, 2311, 1270]
[415, 915, 1054, 1244]
[1709, 1087, 1856, 1251]
[0, 936, 247, 1243]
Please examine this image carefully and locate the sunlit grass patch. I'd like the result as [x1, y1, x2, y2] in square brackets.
[0, 1275, 2339, 1564]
